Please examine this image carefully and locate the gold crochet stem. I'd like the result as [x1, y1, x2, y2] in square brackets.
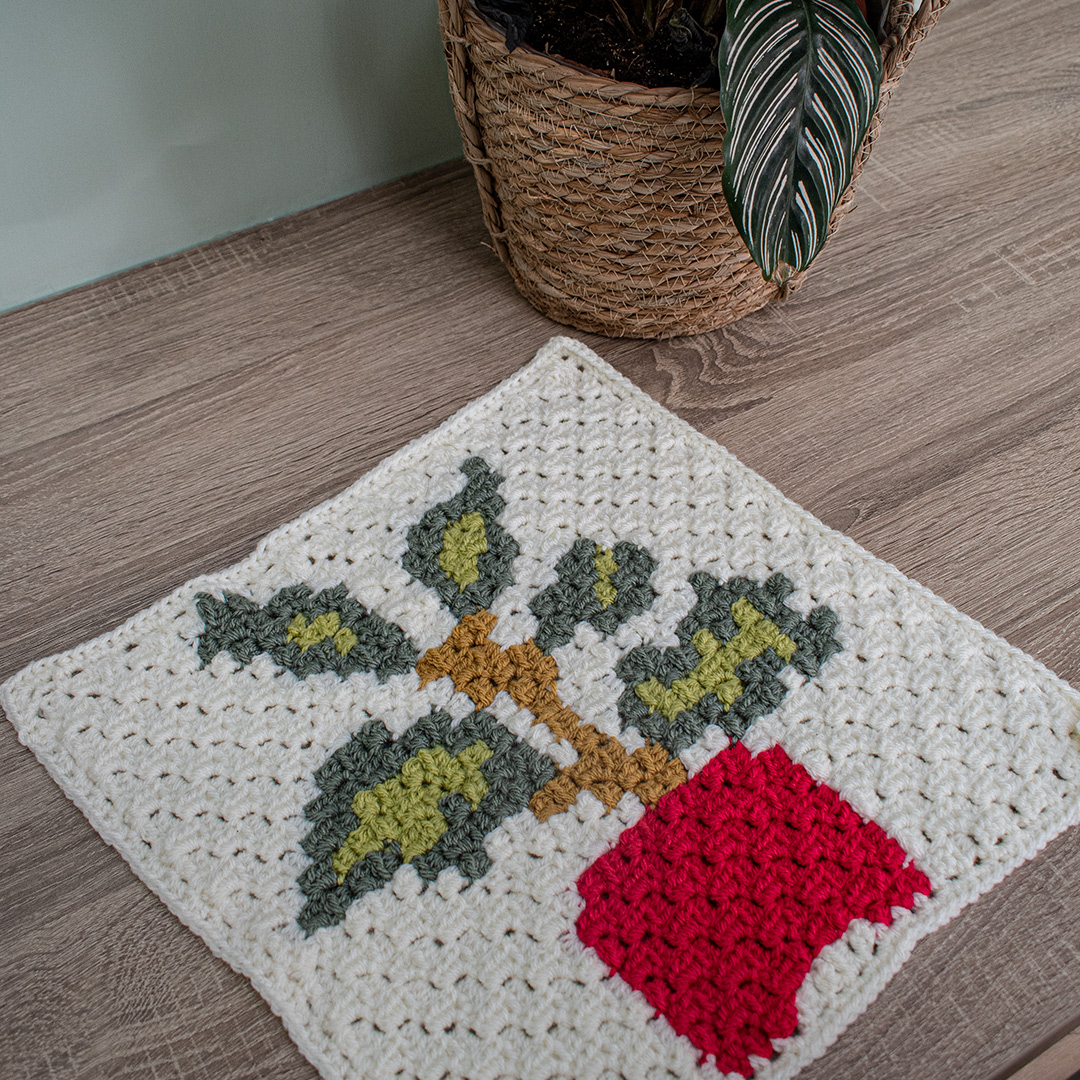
[416, 611, 686, 819]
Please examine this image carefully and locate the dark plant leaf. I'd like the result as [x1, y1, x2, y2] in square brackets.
[471, 0, 534, 51]
[717, 0, 882, 279]
[668, 7, 710, 51]
[866, 0, 889, 40]
[609, 0, 677, 40]
[666, 8, 719, 86]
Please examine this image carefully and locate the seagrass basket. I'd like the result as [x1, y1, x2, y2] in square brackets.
[438, 0, 950, 339]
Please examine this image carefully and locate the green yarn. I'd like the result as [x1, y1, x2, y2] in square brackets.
[439, 512, 488, 592]
[530, 538, 657, 653]
[331, 740, 493, 881]
[593, 545, 618, 609]
[286, 612, 357, 656]
[296, 709, 555, 935]
[634, 599, 798, 722]
[617, 573, 842, 752]
[402, 458, 519, 619]
[194, 583, 417, 681]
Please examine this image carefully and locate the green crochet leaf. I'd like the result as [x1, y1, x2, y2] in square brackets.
[529, 538, 657, 653]
[402, 457, 520, 618]
[617, 572, 842, 752]
[195, 583, 417, 680]
[296, 709, 555, 934]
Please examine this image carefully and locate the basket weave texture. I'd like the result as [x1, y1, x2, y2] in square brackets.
[439, 0, 950, 339]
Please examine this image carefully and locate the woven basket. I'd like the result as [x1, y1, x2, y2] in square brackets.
[439, 0, 950, 339]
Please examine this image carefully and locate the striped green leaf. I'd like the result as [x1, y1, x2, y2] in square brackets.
[718, 0, 882, 280]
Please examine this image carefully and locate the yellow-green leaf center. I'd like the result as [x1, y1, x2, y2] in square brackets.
[439, 512, 488, 593]
[331, 740, 493, 883]
[286, 612, 358, 656]
[594, 545, 618, 609]
[635, 598, 797, 722]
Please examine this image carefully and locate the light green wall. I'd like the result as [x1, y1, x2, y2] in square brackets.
[1, 1, 463, 312]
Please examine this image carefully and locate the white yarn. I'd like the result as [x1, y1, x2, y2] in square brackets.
[3, 336, 1078, 1080]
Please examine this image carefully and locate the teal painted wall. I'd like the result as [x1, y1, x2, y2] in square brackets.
[1, 1, 463, 312]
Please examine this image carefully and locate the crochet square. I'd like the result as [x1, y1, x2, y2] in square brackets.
[3, 337, 1079, 1080]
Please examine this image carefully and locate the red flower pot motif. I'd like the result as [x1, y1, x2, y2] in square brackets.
[576, 743, 932, 1076]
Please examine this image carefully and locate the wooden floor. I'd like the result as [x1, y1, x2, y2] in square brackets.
[2, 0, 1079, 1077]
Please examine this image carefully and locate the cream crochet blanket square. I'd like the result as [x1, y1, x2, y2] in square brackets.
[4, 337, 1079, 1080]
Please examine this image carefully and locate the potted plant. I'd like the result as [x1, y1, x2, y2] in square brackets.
[438, 0, 948, 338]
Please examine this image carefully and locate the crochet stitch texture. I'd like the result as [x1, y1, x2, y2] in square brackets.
[3, 337, 1080, 1080]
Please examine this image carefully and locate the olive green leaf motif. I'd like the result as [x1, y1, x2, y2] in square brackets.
[402, 457, 520, 618]
[617, 572, 841, 753]
[297, 709, 555, 934]
[529, 538, 657, 653]
[195, 583, 417, 680]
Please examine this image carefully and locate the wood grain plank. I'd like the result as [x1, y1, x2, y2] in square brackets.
[2, 0, 1079, 1077]
[1008, 1023, 1080, 1080]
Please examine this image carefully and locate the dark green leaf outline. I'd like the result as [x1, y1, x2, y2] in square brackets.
[296, 709, 555, 934]
[529, 538, 657, 654]
[195, 583, 418, 681]
[616, 572, 842, 752]
[401, 457, 520, 619]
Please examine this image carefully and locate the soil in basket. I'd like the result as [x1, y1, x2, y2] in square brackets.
[524, 1, 721, 90]
[522, 0, 884, 90]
